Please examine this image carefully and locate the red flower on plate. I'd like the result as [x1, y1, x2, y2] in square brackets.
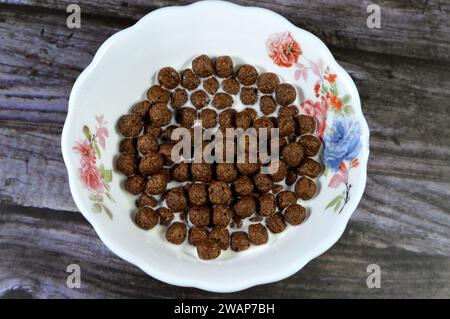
[78, 164, 103, 193]
[73, 139, 96, 166]
[266, 31, 302, 67]
[299, 97, 329, 138]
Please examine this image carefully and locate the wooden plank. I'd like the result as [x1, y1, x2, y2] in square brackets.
[1, 0, 449, 62]
[0, 204, 448, 298]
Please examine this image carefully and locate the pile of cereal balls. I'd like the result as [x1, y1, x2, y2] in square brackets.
[116, 55, 322, 260]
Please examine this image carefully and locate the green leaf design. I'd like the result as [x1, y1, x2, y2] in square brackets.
[334, 199, 343, 212]
[342, 94, 352, 104]
[89, 194, 103, 202]
[103, 169, 112, 183]
[323, 165, 329, 177]
[344, 105, 354, 115]
[102, 204, 113, 220]
[83, 125, 91, 141]
[330, 83, 338, 96]
[325, 195, 342, 210]
[105, 192, 115, 203]
[93, 141, 101, 160]
[92, 202, 102, 213]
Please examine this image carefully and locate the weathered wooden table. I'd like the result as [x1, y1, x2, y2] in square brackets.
[1, 0, 449, 298]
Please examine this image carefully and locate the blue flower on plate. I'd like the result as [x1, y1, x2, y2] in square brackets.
[323, 117, 361, 171]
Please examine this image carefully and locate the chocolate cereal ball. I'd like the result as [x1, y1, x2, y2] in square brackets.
[144, 125, 161, 139]
[231, 231, 250, 252]
[172, 162, 190, 182]
[171, 88, 188, 109]
[218, 109, 236, 129]
[131, 100, 151, 119]
[118, 114, 143, 137]
[203, 77, 220, 95]
[295, 176, 317, 200]
[266, 213, 286, 233]
[191, 90, 210, 109]
[237, 64, 258, 86]
[212, 204, 232, 227]
[147, 84, 171, 104]
[258, 193, 276, 216]
[192, 55, 214, 77]
[166, 187, 188, 212]
[278, 115, 296, 137]
[295, 114, 316, 135]
[284, 204, 307, 225]
[157, 207, 174, 226]
[234, 196, 257, 218]
[145, 173, 167, 195]
[139, 153, 163, 176]
[282, 142, 304, 167]
[137, 133, 158, 155]
[240, 87, 258, 105]
[158, 143, 174, 165]
[191, 163, 212, 182]
[196, 238, 221, 260]
[297, 158, 321, 178]
[248, 223, 269, 245]
[252, 117, 275, 140]
[275, 83, 296, 106]
[208, 181, 232, 205]
[181, 69, 201, 90]
[276, 191, 297, 209]
[272, 184, 283, 194]
[187, 183, 208, 206]
[135, 193, 158, 208]
[188, 205, 211, 226]
[257, 72, 280, 94]
[209, 227, 229, 250]
[199, 109, 217, 129]
[253, 173, 273, 193]
[119, 138, 137, 155]
[212, 92, 233, 109]
[158, 67, 180, 89]
[149, 103, 172, 127]
[286, 169, 298, 186]
[233, 175, 254, 196]
[236, 159, 260, 176]
[166, 222, 187, 245]
[222, 78, 240, 95]
[259, 95, 277, 115]
[176, 107, 197, 127]
[116, 153, 137, 176]
[135, 207, 159, 230]
[299, 135, 321, 157]
[269, 160, 288, 182]
[189, 226, 208, 246]
[235, 110, 253, 129]
[215, 56, 233, 78]
[124, 175, 146, 195]
[216, 163, 238, 182]
[278, 105, 299, 117]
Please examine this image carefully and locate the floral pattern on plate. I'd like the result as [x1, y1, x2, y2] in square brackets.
[73, 115, 115, 219]
[267, 31, 362, 213]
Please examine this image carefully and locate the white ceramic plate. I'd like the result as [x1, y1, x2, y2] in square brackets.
[61, 0, 369, 292]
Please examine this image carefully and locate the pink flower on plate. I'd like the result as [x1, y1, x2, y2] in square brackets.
[266, 31, 302, 67]
[95, 115, 109, 149]
[73, 139, 96, 165]
[328, 162, 349, 188]
[299, 97, 329, 138]
[78, 164, 103, 193]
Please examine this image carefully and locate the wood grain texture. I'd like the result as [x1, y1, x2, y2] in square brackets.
[1, 204, 449, 298]
[0, 0, 449, 298]
[2, 0, 449, 62]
